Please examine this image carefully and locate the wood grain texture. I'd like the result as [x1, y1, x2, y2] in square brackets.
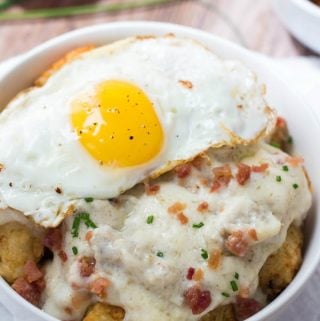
[0, 0, 311, 62]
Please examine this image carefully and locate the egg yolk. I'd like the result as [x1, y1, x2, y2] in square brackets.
[71, 80, 164, 167]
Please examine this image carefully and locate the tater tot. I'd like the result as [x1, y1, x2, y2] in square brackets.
[83, 303, 125, 321]
[0, 222, 43, 283]
[259, 224, 303, 300]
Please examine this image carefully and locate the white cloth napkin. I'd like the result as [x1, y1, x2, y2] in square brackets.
[0, 54, 319, 321]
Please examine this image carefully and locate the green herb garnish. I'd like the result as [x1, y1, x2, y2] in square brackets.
[276, 175, 282, 182]
[85, 197, 94, 203]
[288, 136, 293, 144]
[270, 142, 280, 149]
[0, 0, 177, 21]
[201, 249, 208, 260]
[192, 222, 204, 229]
[71, 212, 97, 238]
[234, 272, 239, 280]
[282, 165, 289, 172]
[146, 215, 154, 224]
[156, 251, 164, 258]
[230, 280, 238, 292]
[221, 292, 230, 297]
[79, 212, 97, 229]
[71, 215, 81, 238]
[293, 183, 299, 189]
[72, 246, 78, 255]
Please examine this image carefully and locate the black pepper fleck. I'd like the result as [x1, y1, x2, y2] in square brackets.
[55, 187, 62, 194]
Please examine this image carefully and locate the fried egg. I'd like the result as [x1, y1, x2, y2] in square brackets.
[0, 36, 275, 227]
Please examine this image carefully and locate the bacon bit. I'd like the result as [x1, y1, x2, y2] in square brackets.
[85, 231, 94, 242]
[43, 227, 63, 251]
[236, 163, 251, 186]
[276, 117, 287, 128]
[168, 202, 188, 225]
[251, 163, 269, 173]
[208, 250, 221, 270]
[186, 267, 195, 280]
[0, 163, 4, 172]
[168, 202, 186, 214]
[211, 181, 221, 192]
[179, 80, 193, 89]
[58, 250, 68, 262]
[145, 182, 160, 195]
[225, 231, 249, 257]
[79, 256, 96, 277]
[184, 285, 212, 315]
[193, 269, 204, 282]
[175, 163, 192, 179]
[286, 156, 304, 167]
[211, 164, 233, 192]
[64, 307, 73, 315]
[248, 228, 258, 241]
[200, 178, 210, 187]
[234, 296, 262, 321]
[177, 212, 189, 225]
[12, 278, 42, 306]
[34, 277, 46, 292]
[239, 287, 250, 299]
[90, 277, 110, 298]
[197, 202, 209, 213]
[23, 260, 43, 283]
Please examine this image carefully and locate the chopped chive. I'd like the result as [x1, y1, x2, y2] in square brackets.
[146, 215, 154, 224]
[201, 249, 208, 260]
[288, 136, 293, 144]
[156, 251, 164, 258]
[234, 272, 239, 280]
[71, 212, 97, 238]
[192, 222, 204, 229]
[230, 280, 238, 292]
[282, 165, 289, 172]
[270, 142, 280, 149]
[72, 246, 78, 255]
[71, 215, 81, 238]
[79, 212, 97, 229]
[276, 175, 282, 182]
[293, 183, 299, 189]
[85, 197, 94, 203]
[221, 292, 230, 297]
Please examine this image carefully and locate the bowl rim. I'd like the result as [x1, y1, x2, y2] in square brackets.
[0, 20, 319, 321]
[291, 0, 320, 16]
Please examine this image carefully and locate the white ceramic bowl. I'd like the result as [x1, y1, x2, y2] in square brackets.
[0, 21, 319, 321]
[273, 0, 320, 54]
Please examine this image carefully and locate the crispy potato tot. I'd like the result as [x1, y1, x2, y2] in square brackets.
[200, 304, 235, 321]
[35, 45, 95, 87]
[259, 224, 303, 300]
[0, 222, 43, 283]
[83, 303, 125, 321]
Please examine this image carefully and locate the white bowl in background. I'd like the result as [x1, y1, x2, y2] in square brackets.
[0, 21, 319, 321]
[273, 0, 320, 54]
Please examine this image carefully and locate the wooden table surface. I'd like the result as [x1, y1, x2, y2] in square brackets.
[0, 0, 311, 63]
